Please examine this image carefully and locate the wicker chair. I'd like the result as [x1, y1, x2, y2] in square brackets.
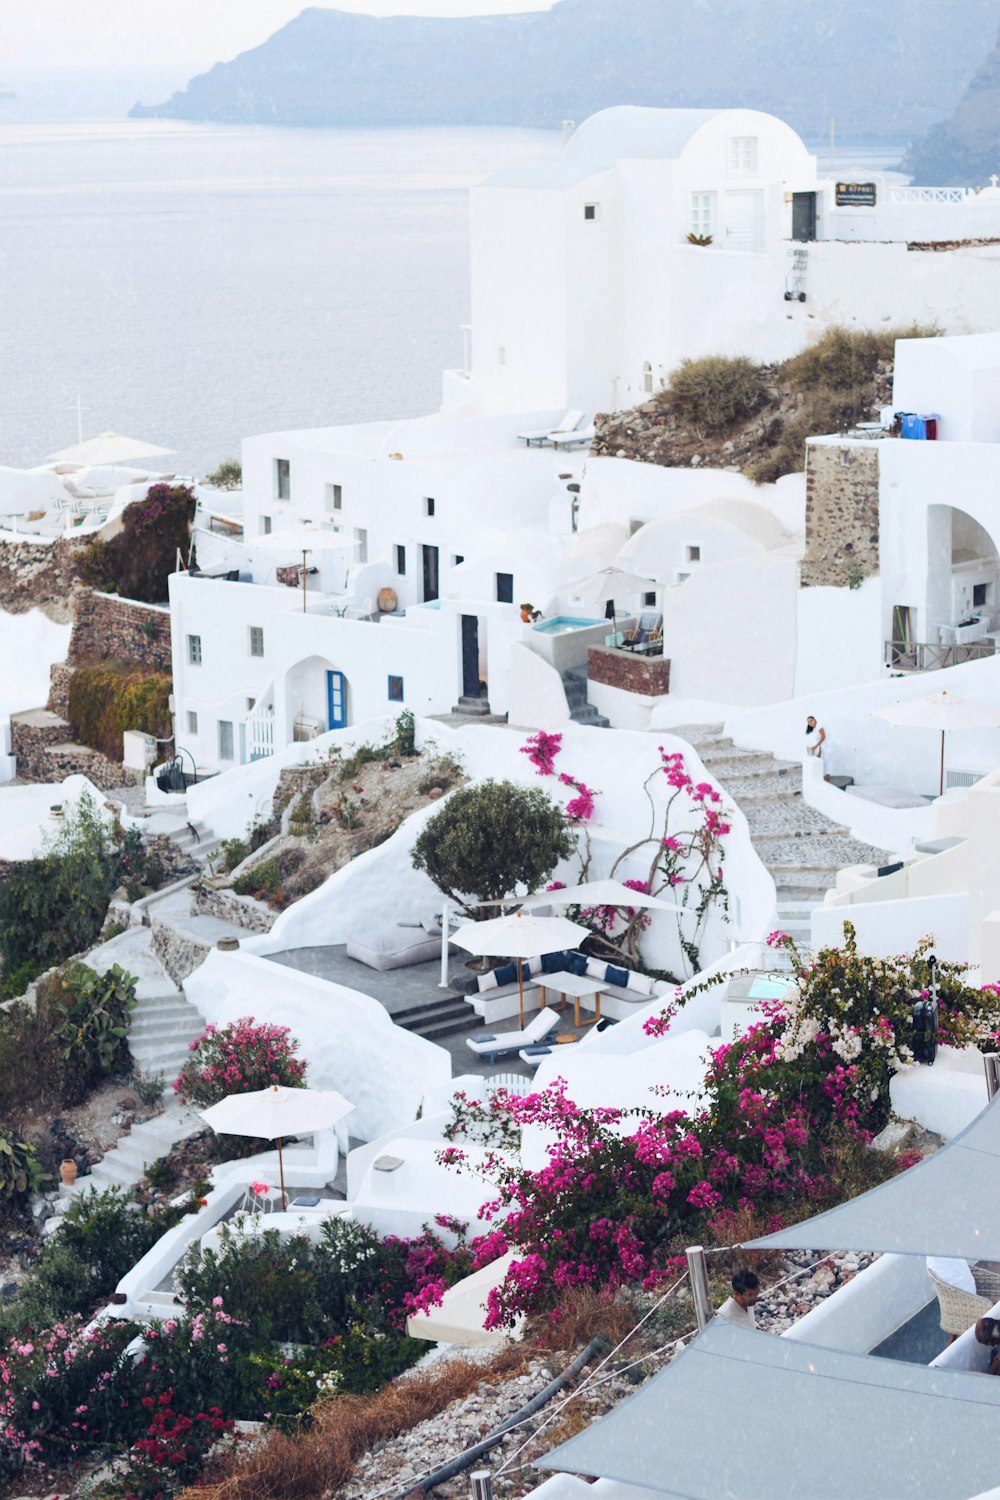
[972, 1262, 1000, 1304]
[928, 1267, 992, 1336]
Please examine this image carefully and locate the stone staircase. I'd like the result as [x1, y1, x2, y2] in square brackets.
[562, 665, 610, 728]
[672, 725, 890, 938]
[393, 994, 473, 1042]
[57, 1100, 203, 1204]
[84, 925, 208, 1084]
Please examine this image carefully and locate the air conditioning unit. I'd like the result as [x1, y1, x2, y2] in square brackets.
[293, 714, 323, 743]
[945, 768, 988, 791]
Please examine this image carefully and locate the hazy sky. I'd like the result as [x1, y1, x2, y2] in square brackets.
[1, 0, 557, 69]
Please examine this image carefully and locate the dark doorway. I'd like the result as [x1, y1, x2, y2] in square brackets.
[422, 544, 439, 602]
[461, 615, 480, 698]
[792, 192, 817, 242]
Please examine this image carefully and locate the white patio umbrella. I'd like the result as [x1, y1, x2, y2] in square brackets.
[873, 689, 1000, 795]
[46, 431, 174, 467]
[564, 564, 658, 636]
[255, 521, 352, 613]
[451, 910, 591, 1027]
[198, 1083, 354, 1209]
[521, 878, 683, 913]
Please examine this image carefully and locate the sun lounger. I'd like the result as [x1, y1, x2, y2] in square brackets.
[518, 410, 584, 447]
[622, 611, 663, 652]
[466, 1007, 560, 1061]
[550, 424, 595, 450]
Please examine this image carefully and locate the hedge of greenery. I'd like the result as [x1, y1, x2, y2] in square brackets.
[80, 482, 196, 603]
[67, 661, 172, 761]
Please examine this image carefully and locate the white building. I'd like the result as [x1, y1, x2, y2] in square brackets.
[454, 105, 1000, 417]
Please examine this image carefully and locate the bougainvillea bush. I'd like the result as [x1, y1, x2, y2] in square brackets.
[173, 1017, 307, 1108]
[437, 925, 1000, 1328]
[520, 732, 732, 975]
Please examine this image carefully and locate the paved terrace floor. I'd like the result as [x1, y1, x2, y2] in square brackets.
[266, 943, 602, 1080]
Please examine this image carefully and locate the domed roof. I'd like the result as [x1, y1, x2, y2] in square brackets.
[563, 106, 722, 166]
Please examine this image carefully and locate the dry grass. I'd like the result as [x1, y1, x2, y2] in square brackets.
[185, 1345, 529, 1500]
[528, 1286, 644, 1354]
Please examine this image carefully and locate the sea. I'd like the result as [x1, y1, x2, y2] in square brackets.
[0, 78, 908, 477]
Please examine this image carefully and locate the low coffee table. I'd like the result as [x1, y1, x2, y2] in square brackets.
[528, 971, 603, 1027]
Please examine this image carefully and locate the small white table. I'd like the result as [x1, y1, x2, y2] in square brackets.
[528, 971, 603, 1027]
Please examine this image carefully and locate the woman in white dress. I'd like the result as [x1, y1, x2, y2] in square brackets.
[805, 715, 830, 777]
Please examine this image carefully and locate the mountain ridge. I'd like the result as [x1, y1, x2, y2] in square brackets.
[905, 24, 1000, 183]
[130, 0, 998, 140]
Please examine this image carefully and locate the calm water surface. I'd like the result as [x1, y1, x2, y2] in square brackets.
[0, 121, 560, 473]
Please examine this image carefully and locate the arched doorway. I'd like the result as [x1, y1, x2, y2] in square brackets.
[284, 655, 349, 742]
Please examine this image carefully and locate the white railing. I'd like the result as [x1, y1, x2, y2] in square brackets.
[888, 185, 971, 205]
[245, 686, 276, 761]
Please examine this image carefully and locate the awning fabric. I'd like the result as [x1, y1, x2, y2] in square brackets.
[538, 1320, 1000, 1500]
[744, 1092, 1000, 1257]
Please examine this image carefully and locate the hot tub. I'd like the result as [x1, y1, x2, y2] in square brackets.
[533, 615, 604, 636]
[530, 615, 615, 672]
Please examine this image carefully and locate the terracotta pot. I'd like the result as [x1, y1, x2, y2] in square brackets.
[520, 608, 533, 624]
[60, 1159, 77, 1186]
[377, 586, 398, 614]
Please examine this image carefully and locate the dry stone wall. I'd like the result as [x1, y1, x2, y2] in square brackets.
[0, 537, 88, 621]
[10, 710, 140, 787]
[588, 645, 671, 696]
[192, 882, 277, 933]
[68, 585, 172, 671]
[800, 442, 881, 588]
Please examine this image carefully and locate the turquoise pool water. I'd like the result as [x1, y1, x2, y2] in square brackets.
[533, 615, 604, 636]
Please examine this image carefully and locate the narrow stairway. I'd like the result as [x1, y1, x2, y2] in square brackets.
[562, 665, 610, 728]
[672, 724, 891, 951]
[393, 995, 474, 1042]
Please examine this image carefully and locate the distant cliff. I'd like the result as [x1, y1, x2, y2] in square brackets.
[130, 0, 998, 140]
[905, 25, 1000, 183]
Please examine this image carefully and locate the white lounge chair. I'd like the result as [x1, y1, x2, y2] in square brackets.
[466, 1007, 560, 1061]
[519, 1036, 578, 1067]
[517, 410, 584, 447]
[550, 424, 595, 450]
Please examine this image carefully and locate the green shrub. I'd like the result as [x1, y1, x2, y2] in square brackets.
[412, 778, 576, 917]
[220, 835, 249, 872]
[67, 662, 172, 762]
[205, 458, 242, 490]
[50, 962, 137, 1099]
[0, 998, 63, 1111]
[0, 792, 119, 980]
[80, 482, 196, 603]
[232, 855, 283, 900]
[0, 1128, 44, 1203]
[660, 354, 769, 437]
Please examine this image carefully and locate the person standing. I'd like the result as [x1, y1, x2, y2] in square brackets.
[805, 715, 827, 763]
[716, 1268, 760, 1328]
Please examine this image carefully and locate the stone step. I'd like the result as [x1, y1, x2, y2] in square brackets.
[130, 1015, 201, 1043]
[723, 773, 802, 798]
[664, 722, 725, 746]
[451, 696, 492, 716]
[701, 754, 801, 779]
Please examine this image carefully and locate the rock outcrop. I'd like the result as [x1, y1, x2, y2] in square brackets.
[905, 25, 1000, 185]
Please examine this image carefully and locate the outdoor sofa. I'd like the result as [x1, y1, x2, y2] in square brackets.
[346, 914, 449, 971]
[464, 949, 667, 1024]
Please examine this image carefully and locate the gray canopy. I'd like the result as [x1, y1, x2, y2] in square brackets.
[539, 1320, 1000, 1500]
[745, 1091, 1000, 1257]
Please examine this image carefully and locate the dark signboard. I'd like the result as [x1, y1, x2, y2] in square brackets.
[836, 181, 877, 208]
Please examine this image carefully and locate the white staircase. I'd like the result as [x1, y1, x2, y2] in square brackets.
[57, 1099, 203, 1202]
[83, 926, 208, 1087]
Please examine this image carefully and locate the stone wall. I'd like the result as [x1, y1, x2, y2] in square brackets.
[68, 585, 172, 671]
[192, 882, 277, 933]
[48, 662, 73, 718]
[150, 917, 213, 986]
[587, 645, 671, 696]
[0, 537, 88, 621]
[800, 443, 881, 588]
[10, 710, 140, 787]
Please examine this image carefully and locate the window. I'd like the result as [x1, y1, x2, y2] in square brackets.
[424, 496, 435, 517]
[187, 634, 202, 665]
[676, 571, 691, 584]
[496, 572, 514, 604]
[643, 592, 657, 608]
[453, 554, 464, 567]
[248, 626, 264, 658]
[246, 697, 256, 711]
[387, 675, 404, 703]
[690, 192, 715, 238]
[218, 720, 234, 760]
[325, 483, 342, 511]
[642, 361, 654, 395]
[497, 346, 507, 366]
[186, 710, 198, 734]
[355, 527, 368, 563]
[395, 544, 406, 575]
[974, 582, 990, 608]
[729, 136, 758, 173]
[687, 544, 701, 563]
[275, 458, 291, 500]
[584, 203, 600, 221]
[261, 515, 272, 535]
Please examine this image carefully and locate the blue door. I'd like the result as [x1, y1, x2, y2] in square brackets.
[326, 670, 346, 730]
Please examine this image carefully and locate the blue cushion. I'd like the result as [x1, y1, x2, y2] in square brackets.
[523, 1046, 553, 1056]
[474, 1033, 497, 1043]
[568, 952, 588, 977]
[494, 963, 518, 987]
[541, 950, 568, 975]
[606, 964, 630, 988]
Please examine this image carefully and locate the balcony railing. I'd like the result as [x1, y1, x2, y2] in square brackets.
[884, 639, 995, 672]
[887, 186, 971, 205]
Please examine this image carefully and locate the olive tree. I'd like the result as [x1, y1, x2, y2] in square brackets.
[411, 779, 575, 917]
